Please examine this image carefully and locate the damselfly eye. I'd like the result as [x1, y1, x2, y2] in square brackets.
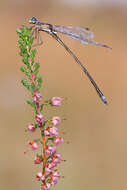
[29, 17, 37, 24]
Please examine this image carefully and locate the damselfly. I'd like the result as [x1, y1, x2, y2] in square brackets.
[29, 17, 111, 104]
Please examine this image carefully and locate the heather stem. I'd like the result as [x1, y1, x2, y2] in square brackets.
[42, 136, 47, 174]
[17, 25, 64, 190]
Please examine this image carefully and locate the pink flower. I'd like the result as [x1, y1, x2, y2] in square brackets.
[46, 154, 61, 169]
[53, 154, 61, 165]
[45, 183, 51, 189]
[33, 90, 42, 103]
[41, 182, 51, 190]
[35, 113, 44, 125]
[36, 172, 45, 181]
[50, 170, 59, 186]
[49, 126, 59, 136]
[45, 166, 52, 173]
[44, 126, 59, 136]
[29, 140, 38, 150]
[34, 155, 42, 164]
[51, 97, 62, 106]
[53, 137, 63, 145]
[45, 162, 55, 173]
[52, 116, 61, 126]
[44, 127, 50, 136]
[27, 124, 36, 132]
[45, 146, 56, 156]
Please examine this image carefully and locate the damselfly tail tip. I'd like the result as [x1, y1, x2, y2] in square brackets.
[101, 95, 108, 105]
[104, 44, 112, 50]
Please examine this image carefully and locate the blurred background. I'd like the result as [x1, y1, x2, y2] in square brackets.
[0, 0, 127, 190]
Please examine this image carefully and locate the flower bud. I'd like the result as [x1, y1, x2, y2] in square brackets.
[32, 74, 35, 81]
[29, 140, 38, 150]
[51, 97, 62, 106]
[50, 170, 59, 186]
[34, 155, 42, 164]
[41, 182, 51, 190]
[45, 183, 51, 189]
[35, 113, 44, 125]
[44, 127, 50, 136]
[36, 172, 45, 181]
[45, 146, 56, 156]
[28, 58, 32, 63]
[52, 116, 61, 126]
[33, 90, 42, 103]
[53, 137, 63, 145]
[45, 162, 55, 173]
[53, 154, 61, 164]
[49, 126, 59, 136]
[27, 124, 36, 132]
[44, 126, 59, 136]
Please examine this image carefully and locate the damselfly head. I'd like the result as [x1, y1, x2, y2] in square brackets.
[29, 17, 37, 24]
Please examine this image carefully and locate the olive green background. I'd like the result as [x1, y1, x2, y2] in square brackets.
[0, 1, 127, 190]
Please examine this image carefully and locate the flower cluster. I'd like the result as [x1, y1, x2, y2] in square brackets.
[28, 95, 63, 190]
[17, 26, 65, 190]
[27, 101, 63, 190]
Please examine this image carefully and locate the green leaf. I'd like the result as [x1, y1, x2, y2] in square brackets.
[20, 66, 27, 72]
[26, 100, 38, 113]
[18, 39, 24, 45]
[31, 49, 37, 59]
[48, 137, 54, 141]
[40, 104, 43, 112]
[29, 83, 36, 94]
[22, 54, 29, 65]
[35, 123, 39, 128]
[16, 28, 22, 34]
[21, 25, 31, 35]
[38, 76, 42, 83]
[44, 99, 51, 104]
[21, 78, 30, 89]
[37, 76, 42, 89]
[20, 66, 31, 78]
[29, 38, 34, 46]
[26, 100, 35, 107]
[34, 62, 40, 70]
[34, 70, 39, 78]
[34, 62, 40, 77]
[20, 48, 27, 56]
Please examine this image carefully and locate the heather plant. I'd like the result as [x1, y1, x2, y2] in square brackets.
[17, 26, 64, 190]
